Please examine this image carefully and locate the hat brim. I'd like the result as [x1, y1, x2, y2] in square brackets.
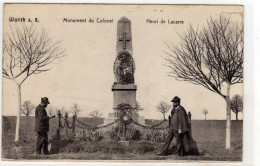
[171, 100, 180, 102]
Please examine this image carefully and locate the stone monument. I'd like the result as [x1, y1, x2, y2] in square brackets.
[112, 17, 137, 109]
[112, 17, 137, 144]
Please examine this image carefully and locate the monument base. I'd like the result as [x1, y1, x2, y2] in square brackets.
[119, 140, 129, 146]
[112, 83, 137, 108]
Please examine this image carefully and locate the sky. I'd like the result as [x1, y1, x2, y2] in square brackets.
[2, 4, 243, 120]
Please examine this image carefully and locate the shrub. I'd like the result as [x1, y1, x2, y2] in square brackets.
[92, 130, 104, 141]
[74, 129, 104, 142]
[145, 130, 168, 142]
[128, 129, 141, 140]
[107, 130, 121, 141]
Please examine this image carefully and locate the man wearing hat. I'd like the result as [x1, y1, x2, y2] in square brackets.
[34, 97, 55, 155]
[158, 96, 190, 156]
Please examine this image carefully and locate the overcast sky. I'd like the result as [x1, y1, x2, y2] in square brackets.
[2, 4, 243, 120]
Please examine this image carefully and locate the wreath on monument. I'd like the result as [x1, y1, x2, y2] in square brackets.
[114, 103, 135, 125]
[113, 51, 135, 84]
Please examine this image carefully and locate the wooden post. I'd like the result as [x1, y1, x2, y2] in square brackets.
[124, 123, 127, 141]
[168, 115, 171, 128]
[65, 112, 68, 137]
[188, 112, 192, 137]
[72, 114, 76, 137]
[57, 111, 61, 140]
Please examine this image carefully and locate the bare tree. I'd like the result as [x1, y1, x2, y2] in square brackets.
[89, 110, 103, 118]
[202, 109, 209, 120]
[2, 24, 66, 143]
[156, 101, 171, 120]
[59, 106, 66, 116]
[231, 95, 243, 120]
[71, 103, 80, 117]
[21, 100, 34, 116]
[164, 15, 243, 149]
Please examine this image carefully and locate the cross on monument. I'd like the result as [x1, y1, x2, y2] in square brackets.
[119, 32, 131, 49]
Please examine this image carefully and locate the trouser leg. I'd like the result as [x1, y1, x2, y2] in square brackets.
[43, 132, 49, 154]
[36, 132, 43, 154]
[160, 130, 175, 155]
[175, 131, 185, 156]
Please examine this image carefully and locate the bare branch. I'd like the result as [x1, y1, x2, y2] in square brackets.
[2, 24, 66, 85]
[71, 103, 81, 116]
[156, 101, 171, 120]
[89, 110, 103, 118]
[231, 95, 243, 113]
[21, 100, 34, 116]
[163, 15, 243, 99]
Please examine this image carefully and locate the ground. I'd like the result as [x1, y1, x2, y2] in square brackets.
[2, 116, 243, 161]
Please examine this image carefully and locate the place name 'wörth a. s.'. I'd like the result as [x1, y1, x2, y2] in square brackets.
[63, 18, 113, 23]
[9, 17, 39, 22]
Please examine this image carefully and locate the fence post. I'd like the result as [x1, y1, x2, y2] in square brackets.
[72, 114, 76, 137]
[57, 110, 61, 140]
[168, 115, 171, 128]
[188, 112, 192, 137]
[65, 112, 68, 138]
[123, 123, 127, 141]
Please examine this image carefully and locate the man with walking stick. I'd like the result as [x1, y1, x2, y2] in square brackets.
[157, 96, 190, 156]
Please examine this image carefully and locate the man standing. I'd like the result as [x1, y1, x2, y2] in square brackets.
[158, 96, 190, 156]
[35, 97, 55, 155]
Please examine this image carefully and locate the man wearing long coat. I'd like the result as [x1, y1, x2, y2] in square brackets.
[158, 96, 190, 156]
[35, 97, 55, 155]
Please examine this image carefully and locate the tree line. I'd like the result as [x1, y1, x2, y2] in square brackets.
[156, 94, 243, 121]
[20, 101, 107, 119]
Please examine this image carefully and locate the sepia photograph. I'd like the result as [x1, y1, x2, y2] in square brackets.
[2, 4, 244, 162]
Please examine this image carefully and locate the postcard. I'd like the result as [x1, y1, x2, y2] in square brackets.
[2, 4, 244, 162]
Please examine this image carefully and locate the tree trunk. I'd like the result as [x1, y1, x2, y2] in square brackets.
[15, 84, 21, 144]
[205, 114, 206, 120]
[236, 112, 238, 120]
[225, 82, 231, 149]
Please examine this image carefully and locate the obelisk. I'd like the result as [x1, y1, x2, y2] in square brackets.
[112, 17, 137, 109]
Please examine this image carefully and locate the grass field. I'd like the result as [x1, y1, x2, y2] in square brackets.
[2, 116, 243, 161]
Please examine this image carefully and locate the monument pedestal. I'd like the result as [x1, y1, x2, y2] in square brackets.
[112, 83, 137, 108]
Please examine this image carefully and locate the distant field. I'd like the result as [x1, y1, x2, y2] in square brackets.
[2, 116, 243, 161]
